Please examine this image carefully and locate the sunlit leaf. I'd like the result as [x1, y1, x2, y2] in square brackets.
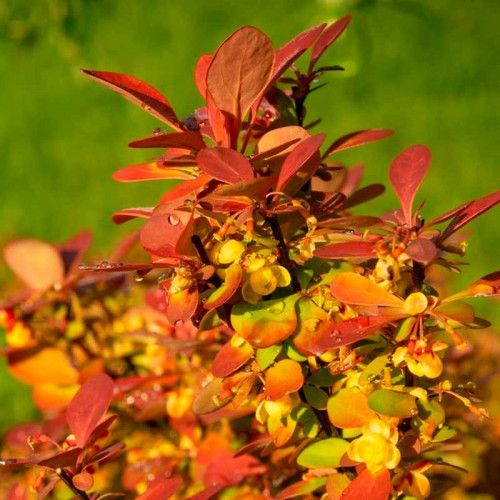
[196, 147, 254, 184]
[340, 184, 386, 209]
[297, 438, 349, 468]
[207, 26, 275, 123]
[309, 16, 352, 71]
[432, 301, 475, 324]
[160, 175, 211, 204]
[330, 272, 404, 307]
[256, 126, 309, 161]
[67, 373, 114, 448]
[389, 144, 432, 225]
[327, 388, 376, 428]
[368, 389, 417, 418]
[166, 287, 199, 325]
[212, 336, 254, 378]
[276, 134, 326, 194]
[256, 344, 282, 371]
[82, 70, 183, 130]
[231, 294, 299, 348]
[204, 262, 243, 310]
[113, 162, 195, 182]
[323, 129, 393, 158]
[32, 384, 79, 411]
[112, 207, 153, 224]
[8, 347, 79, 386]
[340, 467, 391, 500]
[443, 271, 500, 302]
[194, 54, 212, 98]
[265, 359, 304, 400]
[4, 239, 64, 291]
[192, 378, 231, 415]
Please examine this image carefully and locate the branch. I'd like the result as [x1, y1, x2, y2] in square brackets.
[57, 469, 90, 500]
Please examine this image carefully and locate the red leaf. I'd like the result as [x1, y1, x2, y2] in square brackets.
[57, 230, 93, 276]
[212, 337, 254, 378]
[215, 176, 276, 200]
[341, 467, 391, 500]
[314, 241, 375, 259]
[331, 272, 404, 307]
[194, 54, 213, 98]
[113, 162, 195, 182]
[112, 207, 153, 225]
[206, 26, 275, 123]
[439, 190, 500, 243]
[389, 144, 432, 226]
[405, 237, 438, 262]
[160, 175, 211, 204]
[37, 448, 82, 470]
[341, 184, 386, 210]
[276, 133, 326, 194]
[140, 212, 194, 259]
[196, 147, 254, 184]
[4, 239, 65, 291]
[66, 373, 114, 448]
[82, 70, 183, 130]
[135, 476, 183, 500]
[309, 16, 352, 71]
[129, 131, 206, 151]
[323, 129, 393, 158]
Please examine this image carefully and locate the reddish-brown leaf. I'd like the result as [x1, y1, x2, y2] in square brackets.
[82, 70, 183, 130]
[194, 54, 213, 98]
[443, 270, 500, 302]
[129, 131, 206, 150]
[72, 471, 94, 491]
[37, 448, 82, 470]
[314, 241, 375, 260]
[276, 133, 326, 194]
[113, 162, 195, 182]
[196, 147, 254, 184]
[389, 144, 432, 226]
[140, 212, 194, 259]
[212, 337, 254, 378]
[340, 184, 386, 210]
[340, 467, 391, 500]
[439, 190, 500, 243]
[112, 207, 153, 225]
[331, 272, 404, 307]
[405, 237, 438, 262]
[135, 476, 183, 500]
[206, 26, 275, 122]
[67, 373, 114, 448]
[309, 16, 352, 71]
[265, 359, 304, 401]
[215, 176, 276, 200]
[323, 129, 393, 158]
[4, 239, 65, 291]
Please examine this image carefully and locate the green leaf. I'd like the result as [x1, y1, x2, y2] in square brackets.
[303, 385, 328, 410]
[256, 344, 282, 371]
[297, 438, 349, 468]
[368, 389, 417, 418]
[433, 425, 457, 442]
[307, 367, 341, 387]
[231, 294, 299, 348]
[359, 354, 389, 385]
[284, 337, 307, 361]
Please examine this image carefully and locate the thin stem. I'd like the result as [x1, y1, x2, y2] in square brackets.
[267, 215, 301, 293]
[57, 469, 90, 500]
[298, 388, 334, 437]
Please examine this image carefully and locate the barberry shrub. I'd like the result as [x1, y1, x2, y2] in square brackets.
[1, 16, 499, 500]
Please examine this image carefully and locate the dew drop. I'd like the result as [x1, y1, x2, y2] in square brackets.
[410, 408, 419, 416]
[152, 127, 164, 136]
[134, 272, 144, 282]
[174, 319, 184, 327]
[168, 214, 180, 226]
[330, 329, 340, 338]
[335, 337, 343, 343]
[99, 260, 110, 269]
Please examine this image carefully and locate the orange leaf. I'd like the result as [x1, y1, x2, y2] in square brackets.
[327, 388, 376, 429]
[265, 359, 304, 400]
[32, 384, 79, 411]
[196, 147, 254, 184]
[212, 337, 254, 378]
[166, 288, 199, 325]
[206, 26, 275, 123]
[4, 239, 65, 291]
[113, 162, 195, 182]
[340, 467, 391, 500]
[194, 54, 212, 98]
[330, 272, 404, 307]
[8, 347, 79, 386]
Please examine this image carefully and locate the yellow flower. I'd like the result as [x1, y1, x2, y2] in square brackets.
[393, 339, 444, 379]
[393, 461, 432, 499]
[347, 418, 401, 472]
[211, 239, 245, 265]
[166, 388, 195, 419]
[6, 321, 32, 347]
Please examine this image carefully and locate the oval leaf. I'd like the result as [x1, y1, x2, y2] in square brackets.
[368, 389, 417, 418]
[405, 237, 438, 262]
[327, 388, 376, 429]
[314, 242, 375, 260]
[341, 467, 391, 500]
[196, 147, 254, 184]
[4, 239, 64, 291]
[205, 262, 243, 310]
[67, 373, 114, 448]
[324, 129, 393, 157]
[212, 336, 254, 378]
[389, 144, 432, 225]
[330, 272, 404, 307]
[113, 162, 195, 182]
[265, 359, 304, 400]
[129, 131, 205, 150]
[297, 438, 349, 468]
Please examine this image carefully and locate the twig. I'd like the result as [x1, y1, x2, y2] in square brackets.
[57, 469, 90, 500]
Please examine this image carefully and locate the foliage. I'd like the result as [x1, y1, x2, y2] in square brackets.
[1, 17, 500, 500]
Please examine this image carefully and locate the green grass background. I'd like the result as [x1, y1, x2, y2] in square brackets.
[0, 0, 498, 429]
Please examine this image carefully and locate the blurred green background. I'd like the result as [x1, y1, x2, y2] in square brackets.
[0, 0, 498, 429]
